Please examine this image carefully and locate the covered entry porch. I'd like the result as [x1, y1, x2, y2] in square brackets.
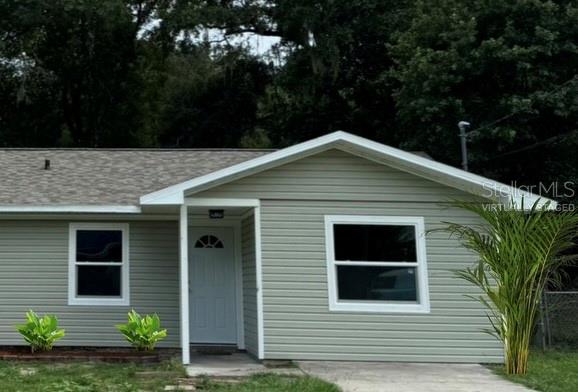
[177, 198, 263, 364]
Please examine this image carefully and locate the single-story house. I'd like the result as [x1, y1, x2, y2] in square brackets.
[0, 131, 547, 364]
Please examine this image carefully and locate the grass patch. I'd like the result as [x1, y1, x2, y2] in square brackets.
[196, 373, 339, 391]
[0, 360, 337, 391]
[0, 359, 185, 392]
[494, 350, 578, 392]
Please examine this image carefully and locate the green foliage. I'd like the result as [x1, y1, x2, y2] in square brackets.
[0, 361, 336, 392]
[253, 0, 410, 147]
[389, 0, 578, 194]
[496, 350, 578, 392]
[116, 310, 167, 351]
[15, 310, 65, 353]
[0, 360, 186, 392]
[196, 373, 339, 392]
[156, 46, 272, 147]
[438, 199, 578, 374]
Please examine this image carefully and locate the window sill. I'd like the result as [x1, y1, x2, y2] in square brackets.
[68, 297, 129, 306]
[329, 301, 430, 314]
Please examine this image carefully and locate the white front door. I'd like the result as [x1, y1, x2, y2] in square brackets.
[189, 227, 237, 344]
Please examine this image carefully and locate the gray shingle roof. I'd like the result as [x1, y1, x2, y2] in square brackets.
[0, 149, 271, 206]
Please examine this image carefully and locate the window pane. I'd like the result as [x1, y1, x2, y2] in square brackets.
[334, 224, 416, 262]
[195, 235, 224, 249]
[337, 266, 417, 301]
[77, 265, 121, 296]
[76, 230, 122, 262]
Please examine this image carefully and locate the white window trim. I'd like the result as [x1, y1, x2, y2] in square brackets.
[68, 223, 130, 306]
[324, 215, 430, 314]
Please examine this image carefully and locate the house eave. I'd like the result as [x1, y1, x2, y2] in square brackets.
[0, 205, 142, 214]
[139, 131, 555, 211]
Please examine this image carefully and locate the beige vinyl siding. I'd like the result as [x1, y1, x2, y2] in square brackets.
[196, 149, 502, 363]
[0, 220, 180, 347]
[196, 149, 470, 202]
[241, 215, 259, 356]
[260, 200, 501, 363]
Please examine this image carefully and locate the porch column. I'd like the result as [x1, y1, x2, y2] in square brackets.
[179, 204, 190, 364]
[254, 206, 265, 359]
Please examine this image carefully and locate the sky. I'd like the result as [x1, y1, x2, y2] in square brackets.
[139, 17, 282, 58]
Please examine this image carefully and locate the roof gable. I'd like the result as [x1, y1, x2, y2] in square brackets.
[140, 131, 552, 209]
[195, 148, 478, 202]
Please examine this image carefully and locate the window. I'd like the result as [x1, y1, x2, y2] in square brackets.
[324, 216, 430, 313]
[68, 223, 129, 306]
[195, 235, 224, 248]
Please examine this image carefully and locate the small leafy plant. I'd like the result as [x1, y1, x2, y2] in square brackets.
[116, 310, 167, 351]
[16, 310, 65, 352]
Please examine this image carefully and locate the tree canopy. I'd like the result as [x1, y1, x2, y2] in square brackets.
[0, 0, 576, 202]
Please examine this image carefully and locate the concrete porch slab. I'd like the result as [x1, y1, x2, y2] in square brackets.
[185, 353, 303, 378]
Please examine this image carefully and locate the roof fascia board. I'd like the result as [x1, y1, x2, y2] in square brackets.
[184, 198, 260, 207]
[140, 131, 555, 210]
[334, 138, 554, 209]
[140, 133, 343, 205]
[0, 205, 142, 214]
[182, 144, 332, 197]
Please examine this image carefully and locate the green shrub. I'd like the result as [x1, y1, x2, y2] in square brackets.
[116, 310, 167, 351]
[16, 310, 65, 352]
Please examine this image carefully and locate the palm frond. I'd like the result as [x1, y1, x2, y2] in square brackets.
[436, 198, 578, 375]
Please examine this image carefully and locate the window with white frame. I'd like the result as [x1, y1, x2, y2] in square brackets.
[324, 216, 430, 313]
[68, 223, 129, 306]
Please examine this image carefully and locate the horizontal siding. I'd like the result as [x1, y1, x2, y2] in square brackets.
[259, 201, 502, 363]
[241, 215, 258, 356]
[0, 220, 180, 348]
[196, 149, 471, 202]
[195, 149, 501, 363]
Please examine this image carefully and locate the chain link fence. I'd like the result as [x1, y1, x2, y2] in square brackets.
[540, 291, 578, 348]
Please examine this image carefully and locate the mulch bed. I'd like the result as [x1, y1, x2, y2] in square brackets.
[0, 346, 173, 363]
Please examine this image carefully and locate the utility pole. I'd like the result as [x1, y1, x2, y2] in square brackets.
[458, 121, 471, 171]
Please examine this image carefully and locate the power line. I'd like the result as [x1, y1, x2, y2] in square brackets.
[466, 75, 578, 138]
[487, 129, 578, 160]
[468, 129, 578, 167]
[466, 112, 518, 138]
[460, 75, 578, 167]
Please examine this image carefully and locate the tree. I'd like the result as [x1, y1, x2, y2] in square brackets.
[178, 0, 411, 146]
[389, 0, 578, 196]
[0, 0, 167, 147]
[439, 199, 578, 374]
[258, 0, 412, 147]
[0, 0, 576, 207]
[155, 45, 272, 148]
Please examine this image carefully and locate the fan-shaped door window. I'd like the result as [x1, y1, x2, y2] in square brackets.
[195, 234, 224, 249]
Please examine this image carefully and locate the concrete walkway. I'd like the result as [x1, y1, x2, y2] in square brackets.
[297, 361, 534, 392]
[185, 354, 534, 391]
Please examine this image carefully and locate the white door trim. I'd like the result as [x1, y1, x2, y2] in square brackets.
[188, 218, 245, 350]
[234, 223, 245, 349]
